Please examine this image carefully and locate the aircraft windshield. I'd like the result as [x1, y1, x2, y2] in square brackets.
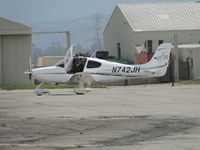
[65, 45, 76, 72]
[65, 46, 74, 62]
[55, 46, 87, 73]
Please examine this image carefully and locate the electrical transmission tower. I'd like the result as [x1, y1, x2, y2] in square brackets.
[92, 14, 102, 51]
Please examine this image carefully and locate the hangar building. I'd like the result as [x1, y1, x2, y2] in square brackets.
[103, 3, 200, 63]
[0, 17, 32, 85]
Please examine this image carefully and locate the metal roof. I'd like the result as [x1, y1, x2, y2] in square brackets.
[0, 16, 32, 35]
[118, 3, 200, 32]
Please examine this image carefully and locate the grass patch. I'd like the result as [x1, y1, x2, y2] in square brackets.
[0, 84, 37, 90]
[0, 83, 105, 90]
[177, 80, 200, 85]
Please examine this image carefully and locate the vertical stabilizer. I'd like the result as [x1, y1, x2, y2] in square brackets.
[142, 43, 172, 77]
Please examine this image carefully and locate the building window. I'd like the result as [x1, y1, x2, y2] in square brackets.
[117, 42, 121, 60]
[159, 40, 163, 45]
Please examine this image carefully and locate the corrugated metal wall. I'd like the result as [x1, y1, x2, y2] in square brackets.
[103, 7, 136, 63]
[1, 35, 31, 84]
[0, 36, 2, 84]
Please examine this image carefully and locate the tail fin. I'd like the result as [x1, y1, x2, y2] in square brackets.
[142, 43, 172, 77]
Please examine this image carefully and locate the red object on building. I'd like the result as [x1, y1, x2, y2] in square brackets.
[147, 52, 154, 62]
[134, 52, 154, 64]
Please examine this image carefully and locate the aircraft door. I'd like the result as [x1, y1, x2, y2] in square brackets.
[68, 58, 87, 73]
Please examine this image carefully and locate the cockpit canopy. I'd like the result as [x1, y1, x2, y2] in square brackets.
[55, 45, 102, 73]
[56, 57, 102, 73]
[56, 57, 87, 73]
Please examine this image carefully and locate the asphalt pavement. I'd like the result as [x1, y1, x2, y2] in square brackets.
[0, 83, 200, 150]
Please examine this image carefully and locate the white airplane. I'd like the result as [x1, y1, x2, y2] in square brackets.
[25, 43, 172, 95]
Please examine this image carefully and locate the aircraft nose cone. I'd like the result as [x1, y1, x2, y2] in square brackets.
[24, 69, 32, 75]
[24, 69, 33, 81]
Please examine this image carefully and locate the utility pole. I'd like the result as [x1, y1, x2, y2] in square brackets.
[66, 31, 71, 50]
[174, 34, 179, 81]
[93, 14, 102, 50]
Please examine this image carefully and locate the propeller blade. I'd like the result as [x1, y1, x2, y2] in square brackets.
[24, 56, 33, 81]
[29, 56, 32, 70]
[24, 69, 32, 75]
[29, 74, 32, 80]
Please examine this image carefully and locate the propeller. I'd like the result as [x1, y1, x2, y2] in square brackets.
[28, 57, 32, 80]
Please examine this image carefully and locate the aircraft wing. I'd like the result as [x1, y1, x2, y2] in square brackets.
[69, 72, 95, 85]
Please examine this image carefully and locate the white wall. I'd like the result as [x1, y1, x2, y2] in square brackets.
[179, 48, 200, 80]
[2, 35, 31, 84]
[103, 7, 136, 63]
[104, 7, 200, 64]
[104, 6, 200, 64]
[134, 30, 200, 52]
[192, 49, 200, 80]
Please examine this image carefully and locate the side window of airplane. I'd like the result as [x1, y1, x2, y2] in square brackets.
[57, 63, 64, 68]
[86, 60, 101, 68]
[56, 60, 65, 68]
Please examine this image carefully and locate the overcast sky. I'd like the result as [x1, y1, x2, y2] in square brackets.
[0, 0, 195, 24]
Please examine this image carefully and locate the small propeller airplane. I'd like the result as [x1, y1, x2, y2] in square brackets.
[24, 43, 172, 95]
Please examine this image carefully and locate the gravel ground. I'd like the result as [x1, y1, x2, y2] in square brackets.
[0, 83, 200, 150]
